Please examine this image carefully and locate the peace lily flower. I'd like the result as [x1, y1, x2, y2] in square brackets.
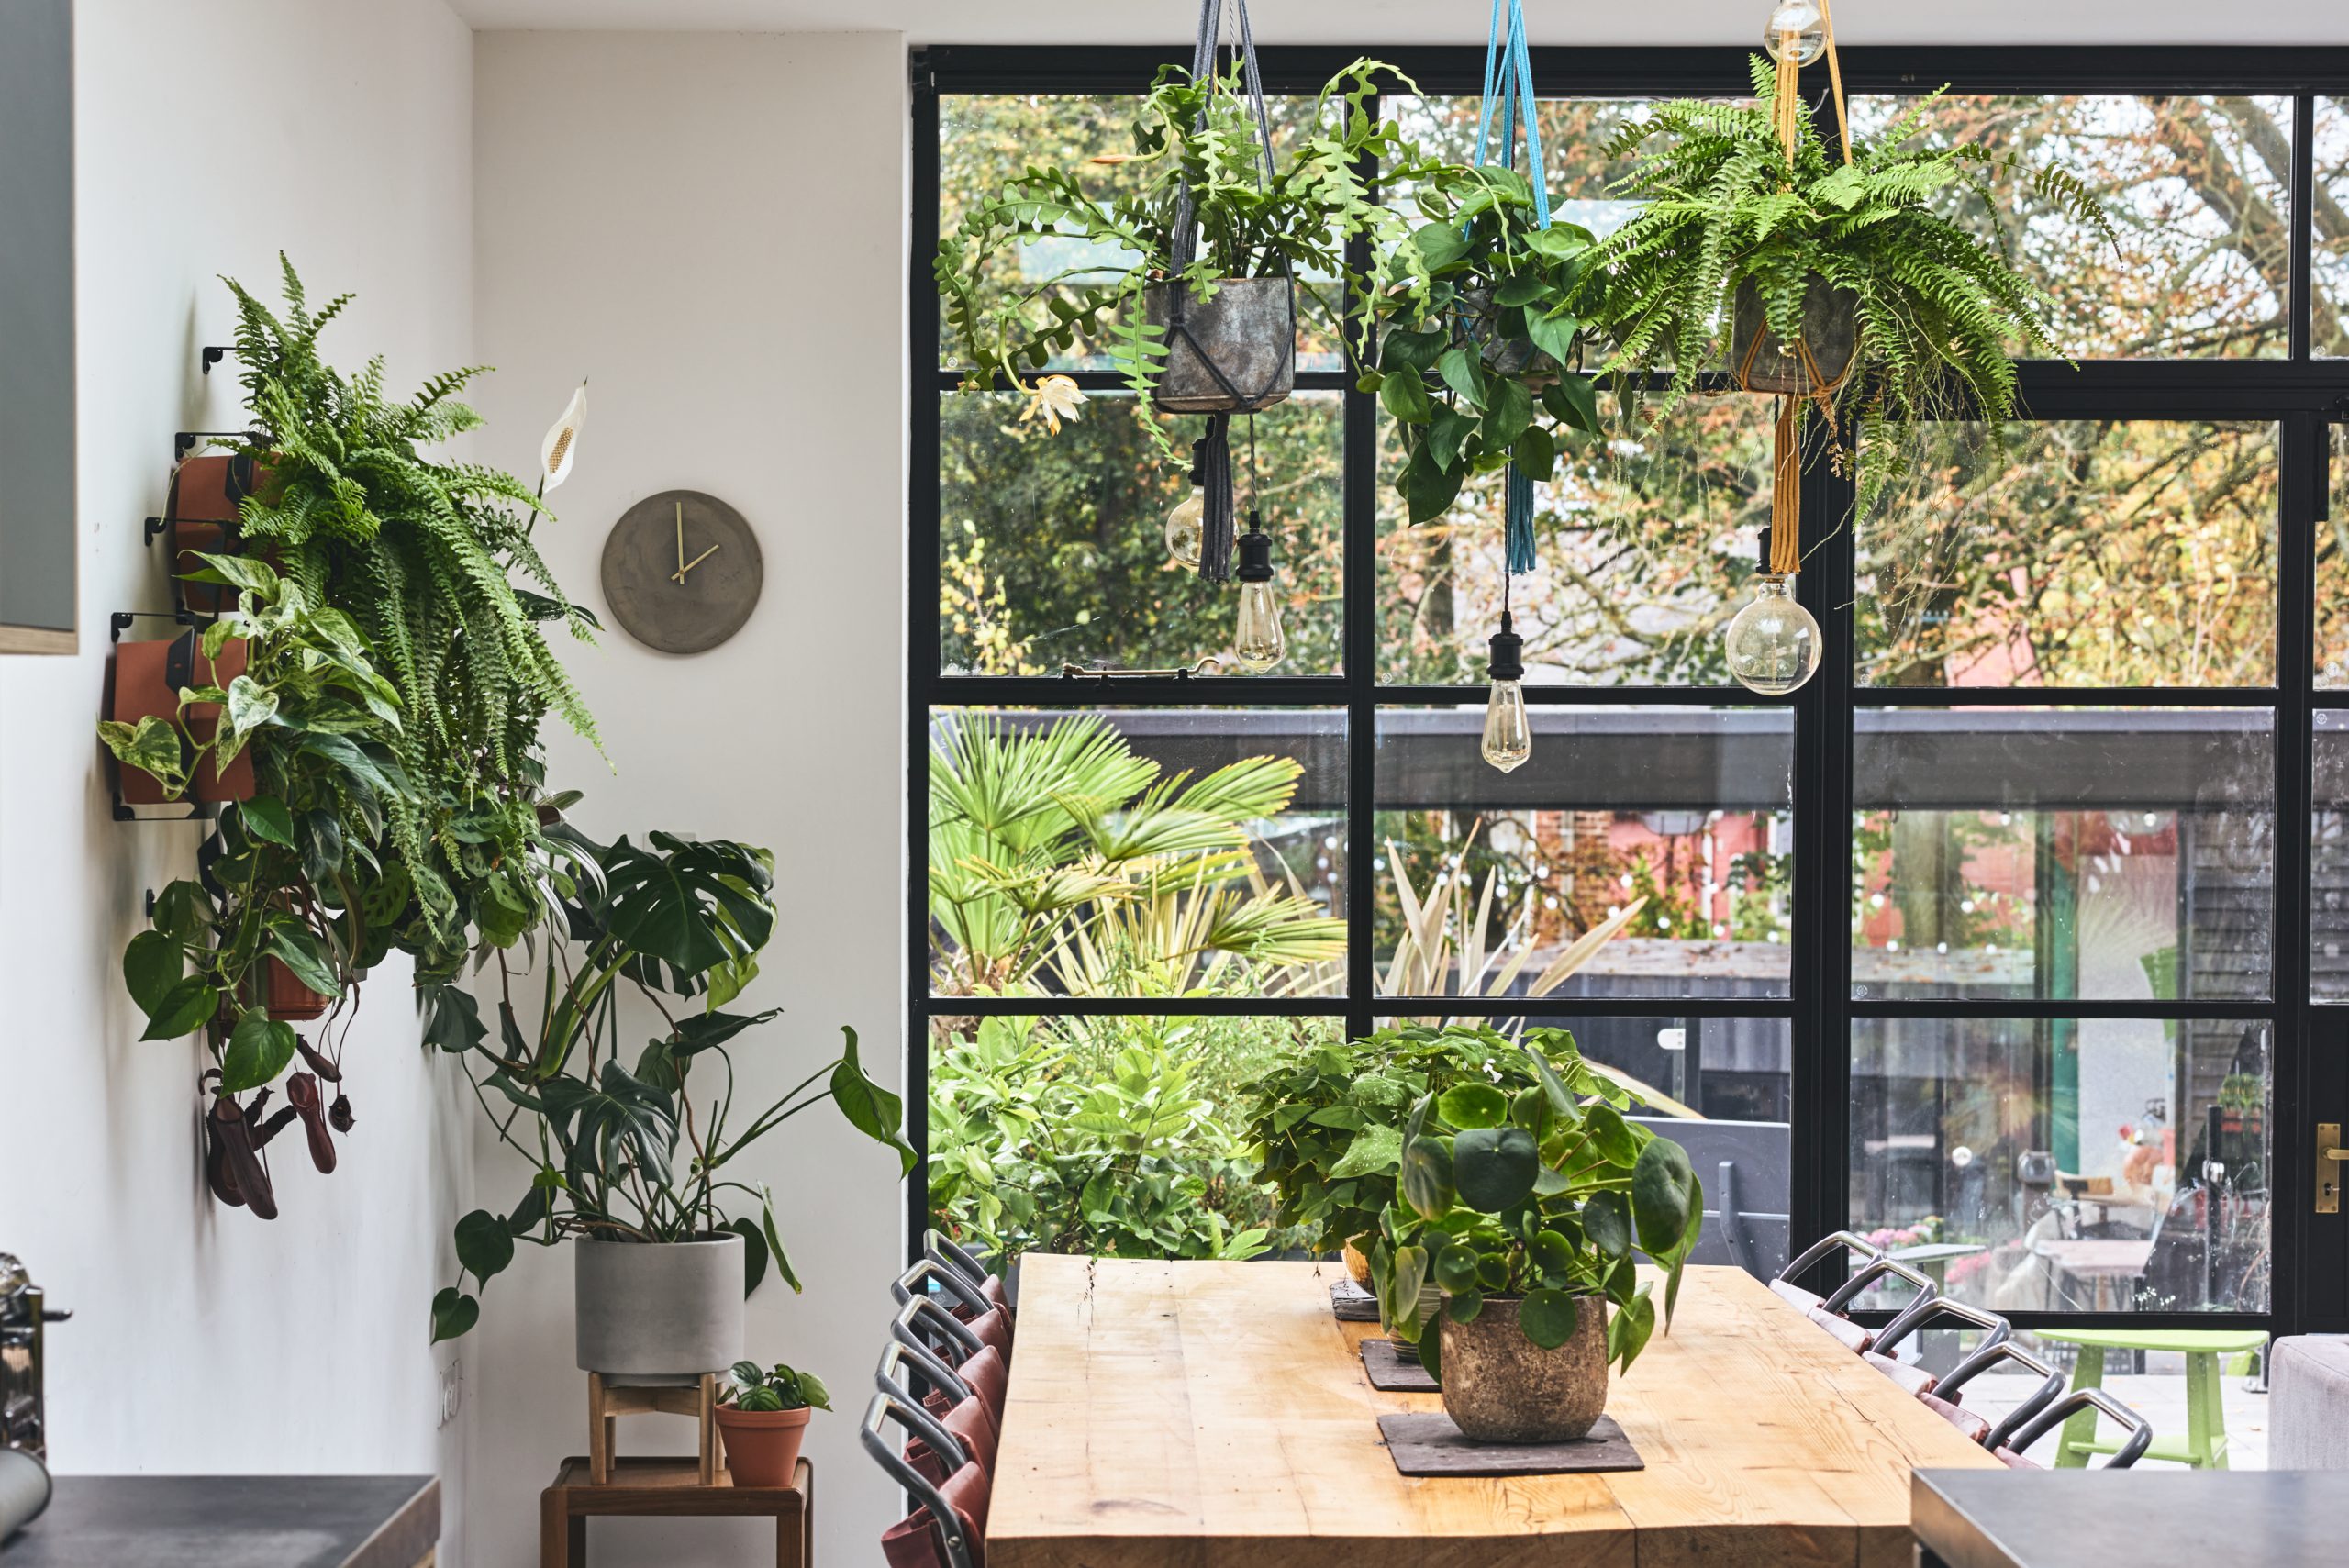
[539, 379, 587, 495]
[1018, 373, 1086, 436]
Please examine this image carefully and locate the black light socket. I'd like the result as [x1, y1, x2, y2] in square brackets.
[1487, 610, 1524, 682]
[1236, 511, 1274, 583]
[1188, 436, 1208, 487]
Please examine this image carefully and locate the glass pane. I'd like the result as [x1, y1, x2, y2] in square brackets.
[939, 94, 1350, 373]
[1853, 95, 2294, 359]
[1850, 1017, 2272, 1314]
[2316, 96, 2349, 357]
[1853, 708, 2275, 1001]
[941, 389, 1342, 674]
[927, 707, 1347, 999]
[1377, 398, 1777, 684]
[928, 1011, 1346, 1262]
[1375, 1012, 1793, 1280]
[1857, 420, 2278, 689]
[1375, 706, 1794, 998]
[2318, 426, 2349, 685]
[1380, 96, 1661, 237]
[2314, 712, 2349, 1000]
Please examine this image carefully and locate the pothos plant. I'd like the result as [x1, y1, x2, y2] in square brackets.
[1364, 1029, 1702, 1381]
[1362, 167, 1607, 525]
[428, 825, 915, 1342]
[937, 59, 1430, 460]
[105, 554, 408, 1103]
[1584, 60, 2113, 517]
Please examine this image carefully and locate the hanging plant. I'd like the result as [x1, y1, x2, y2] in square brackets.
[1582, 55, 2113, 524]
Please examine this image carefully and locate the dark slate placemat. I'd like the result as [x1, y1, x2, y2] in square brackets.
[1330, 1279, 1380, 1321]
[1377, 1412, 1643, 1476]
[1361, 1339, 1439, 1392]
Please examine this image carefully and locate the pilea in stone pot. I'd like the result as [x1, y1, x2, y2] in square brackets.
[1366, 1031, 1702, 1443]
[427, 826, 915, 1371]
[715, 1361, 831, 1488]
[1363, 166, 1606, 530]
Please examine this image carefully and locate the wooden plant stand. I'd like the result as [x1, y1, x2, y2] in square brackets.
[586, 1371, 717, 1485]
[540, 1455, 812, 1568]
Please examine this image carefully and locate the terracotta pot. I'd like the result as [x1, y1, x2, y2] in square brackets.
[1439, 1294, 1609, 1444]
[1728, 273, 1859, 395]
[260, 957, 332, 1021]
[166, 454, 273, 616]
[715, 1403, 811, 1489]
[1342, 1241, 1371, 1286]
[107, 633, 253, 805]
[1143, 276, 1296, 414]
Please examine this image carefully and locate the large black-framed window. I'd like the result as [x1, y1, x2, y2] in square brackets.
[910, 44, 2349, 1337]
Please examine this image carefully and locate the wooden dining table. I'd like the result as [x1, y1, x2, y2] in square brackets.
[986, 1255, 1999, 1568]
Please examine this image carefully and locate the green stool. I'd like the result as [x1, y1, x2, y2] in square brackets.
[2036, 1328, 2268, 1470]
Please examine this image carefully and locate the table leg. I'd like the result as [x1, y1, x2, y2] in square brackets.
[2056, 1344, 2105, 1468]
[540, 1489, 584, 1568]
[2187, 1351, 2226, 1470]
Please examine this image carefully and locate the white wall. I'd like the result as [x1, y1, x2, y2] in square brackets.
[0, 0, 479, 1558]
[468, 30, 907, 1568]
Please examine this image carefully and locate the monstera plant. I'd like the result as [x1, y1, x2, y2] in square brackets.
[428, 826, 914, 1344]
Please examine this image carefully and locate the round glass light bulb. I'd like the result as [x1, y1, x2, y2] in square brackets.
[1232, 577, 1286, 672]
[1723, 574, 1822, 695]
[1164, 486, 1205, 568]
[1481, 679, 1531, 773]
[1763, 0, 1826, 64]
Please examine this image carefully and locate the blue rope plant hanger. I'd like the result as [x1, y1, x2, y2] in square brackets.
[1472, 0, 1550, 580]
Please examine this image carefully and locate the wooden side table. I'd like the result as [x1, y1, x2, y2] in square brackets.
[540, 1455, 812, 1568]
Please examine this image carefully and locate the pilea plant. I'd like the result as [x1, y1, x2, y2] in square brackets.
[937, 58, 1427, 457]
[1363, 168, 1606, 526]
[429, 826, 914, 1342]
[726, 1361, 831, 1413]
[1584, 59, 2112, 518]
[1364, 1029, 1702, 1380]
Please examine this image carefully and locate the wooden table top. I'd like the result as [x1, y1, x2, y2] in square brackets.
[989, 1257, 1998, 1568]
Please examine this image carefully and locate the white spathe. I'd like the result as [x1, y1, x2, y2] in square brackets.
[540, 379, 587, 495]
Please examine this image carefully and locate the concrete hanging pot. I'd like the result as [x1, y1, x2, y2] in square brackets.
[1144, 276, 1297, 414]
[574, 1235, 745, 1380]
[1729, 273, 1859, 396]
[106, 632, 254, 805]
[1438, 1294, 1609, 1443]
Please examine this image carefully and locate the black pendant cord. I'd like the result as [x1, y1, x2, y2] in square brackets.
[1197, 413, 1236, 583]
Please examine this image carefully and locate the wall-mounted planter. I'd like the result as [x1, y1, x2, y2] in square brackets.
[165, 453, 270, 616]
[259, 957, 331, 1021]
[107, 631, 253, 804]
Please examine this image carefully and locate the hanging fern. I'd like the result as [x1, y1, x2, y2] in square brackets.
[218, 256, 598, 978]
[1580, 59, 2116, 522]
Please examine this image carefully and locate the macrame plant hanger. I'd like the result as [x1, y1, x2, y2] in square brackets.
[1173, 0, 1278, 584]
[1472, 0, 1550, 577]
[1748, 0, 1851, 580]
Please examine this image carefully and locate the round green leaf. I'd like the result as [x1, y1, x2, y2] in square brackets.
[1633, 1137, 1698, 1257]
[1509, 1085, 1551, 1137]
[1436, 1082, 1508, 1130]
[1452, 1126, 1538, 1213]
[1583, 1191, 1631, 1258]
[1582, 1101, 1640, 1168]
[1529, 1228, 1575, 1274]
[1433, 1246, 1482, 1295]
[1400, 1134, 1454, 1221]
[1444, 1287, 1484, 1324]
[1519, 1288, 1581, 1351]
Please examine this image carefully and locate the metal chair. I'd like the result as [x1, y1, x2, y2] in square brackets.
[925, 1229, 991, 1289]
[1862, 1296, 2011, 1398]
[1772, 1233, 1936, 1354]
[1921, 1340, 2067, 1450]
[877, 1340, 1000, 1483]
[864, 1391, 986, 1568]
[895, 1256, 993, 1318]
[894, 1296, 1008, 1419]
[1993, 1386, 2154, 1470]
[1769, 1231, 1881, 1310]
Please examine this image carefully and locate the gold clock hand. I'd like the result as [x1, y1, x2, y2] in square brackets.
[674, 542, 720, 582]
[674, 501, 685, 574]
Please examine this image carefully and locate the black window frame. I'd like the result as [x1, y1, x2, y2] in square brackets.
[909, 43, 2349, 1337]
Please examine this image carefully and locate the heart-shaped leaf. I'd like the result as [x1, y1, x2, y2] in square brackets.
[1632, 1135, 1698, 1256]
[220, 1010, 297, 1091]
[123, 929, 183, 1016]
[1452, 1126, 1539, 1213]
[429, 1287, 479, 1344]
[1436, 1082, 1508, 1129]
[455, 1207, 516, 1285]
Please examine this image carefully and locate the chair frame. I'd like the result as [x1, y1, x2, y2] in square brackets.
[860, 1392, 979, 1568]
[2000, 1385, 2154, 1469]
[895, 1294, 986, 1366]
[925, 1229, 992, 1289]
[1871, 1295, 2011, 1363]
[877, 1336, 975, 1412]
[1930, 1340, 2068, 1451]
[894, 1255, 993, 1318]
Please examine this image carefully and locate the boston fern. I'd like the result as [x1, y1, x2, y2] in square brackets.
[1586, 60, 2113, 517]
[938, 60, 1423, 450]
[222, 258, 597, 977]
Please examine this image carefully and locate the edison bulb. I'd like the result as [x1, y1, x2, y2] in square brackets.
[1764, 0, 1826, 63]
[1233, 579, 1286, 672]
[1164, 484, 1204, 568]
[1482, 679, 1531, 773]
[1724, 574, 1822, 695]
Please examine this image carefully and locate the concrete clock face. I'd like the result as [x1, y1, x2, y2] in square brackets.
[600, 489, 763, 655]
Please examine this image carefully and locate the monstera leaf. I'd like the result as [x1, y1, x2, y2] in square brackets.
[602, 832, 775, 984]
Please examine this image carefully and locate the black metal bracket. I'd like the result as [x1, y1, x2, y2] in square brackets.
[200, 346, 233, 375]
[109, 609, 191, 643]
[144, 516, 169, 547]
[174, 429, 260, 460]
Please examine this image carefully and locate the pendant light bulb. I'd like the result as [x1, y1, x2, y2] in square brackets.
[1724, 573, 1822, 695]
[1165, 439, 1208, 568]
[1764, 0, 1826, 64]
[1481, 612, 1531, 773]
[1231, 512, 1286, 673]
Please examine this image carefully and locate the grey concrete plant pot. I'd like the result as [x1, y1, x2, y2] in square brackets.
[1439, 1294, 1609, 1443]
[573, 1236, 744, 1380]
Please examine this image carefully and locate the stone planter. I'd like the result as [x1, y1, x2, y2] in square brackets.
[574, 1236, 744, 1379]
[1144, 276, 1296, 414]
[1729, 273, 1858, 395]
[1439, 1294, 1609, 1443]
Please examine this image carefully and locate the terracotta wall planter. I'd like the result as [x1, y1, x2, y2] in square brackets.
[107, 633, 253, 804]
[166, 454, 272, 616]
[713, 1404, 810, 1488]
[1438, 1294, 1609, 1443]
[259, 957, 332, 1021]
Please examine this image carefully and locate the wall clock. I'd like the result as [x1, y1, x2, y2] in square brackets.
[600, 489, 763, 655]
